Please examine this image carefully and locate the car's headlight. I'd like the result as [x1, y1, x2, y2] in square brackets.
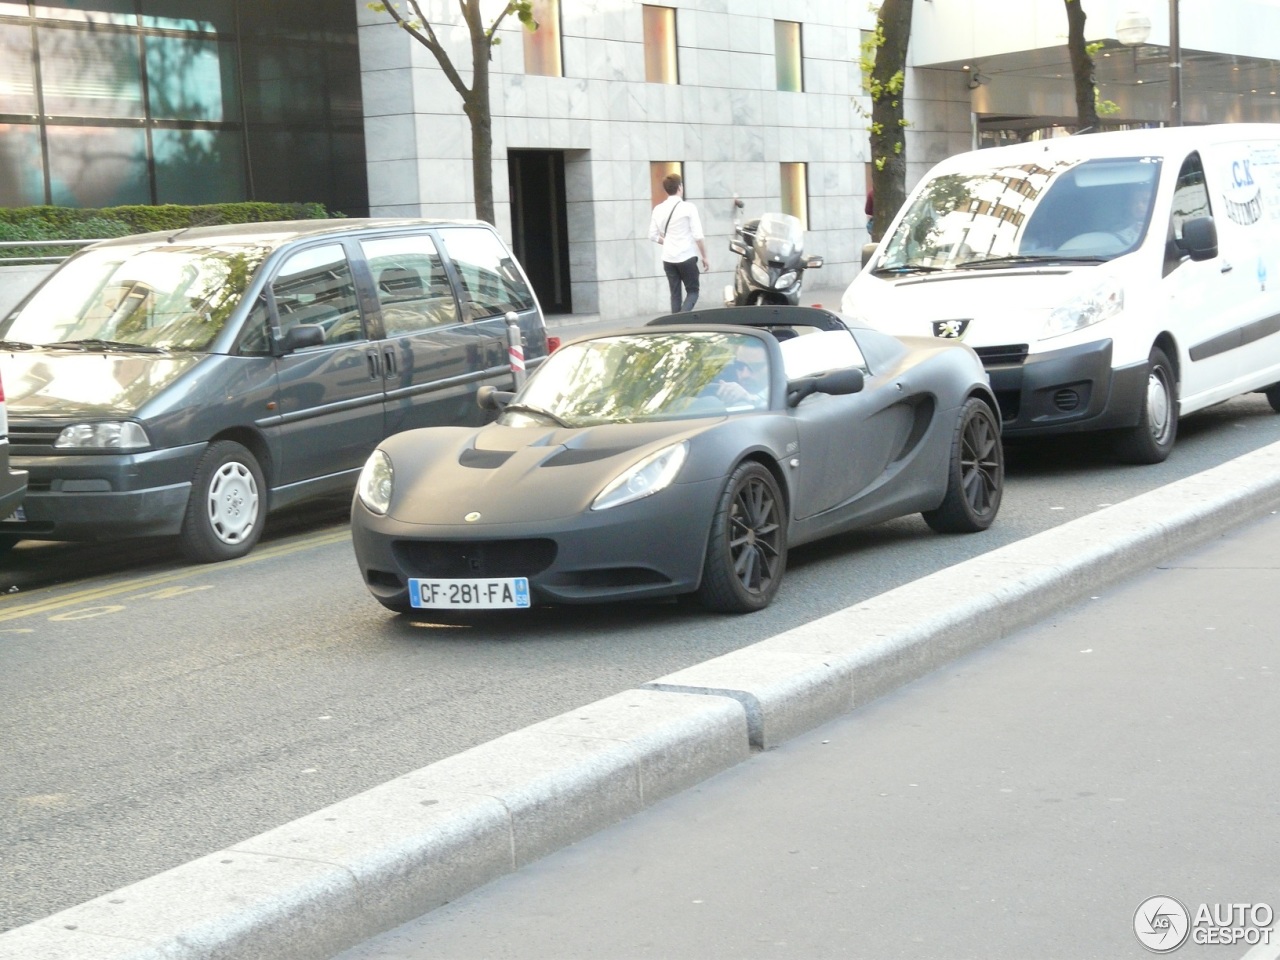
[749, 262, 771, 286]
[1043, 279, 1124, 339]
[54, 421, 149, 450]
[775, 270, 797, 289]
[592, 441, 688, 512]
[357, 449, 394, 515]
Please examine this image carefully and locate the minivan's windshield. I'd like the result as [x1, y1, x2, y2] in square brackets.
[876, 155, 1162, 274]
[1, 242, 272, 352]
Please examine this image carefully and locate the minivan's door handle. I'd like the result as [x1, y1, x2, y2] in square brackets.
[383, 348, 396, 377]
[366, 351, 381, 379]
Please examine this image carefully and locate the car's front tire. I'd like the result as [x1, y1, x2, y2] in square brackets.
[1265, 382, 1280, 414]
[1114, 346, 1177, 464]
[179, 440, 265, 563]
[697, 461, 787, 613]
[923, 397, 1003, 534]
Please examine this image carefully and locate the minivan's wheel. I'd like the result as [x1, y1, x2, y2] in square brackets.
[179, 440, 265, 563]
[923, 397, 1003, 533]
[1115, 346, 1177, 464]
[697, 461, 787, 613]
[1265, 383, 1280, 414]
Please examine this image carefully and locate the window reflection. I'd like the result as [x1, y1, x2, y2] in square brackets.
[46, 125, 148, 206]
[438, 228, 536, 320]
[33, 0, 135, 25]
[38, 26, 144, 118]
[145, 35, 240, 121]
[153, 129, 246, 204]
[0, 25, 37, 114]
[781, 162, 808, 229]
[643, 5, 677, 84]
[775, 21, 802, 93]
[523, 0, 562, 77]
[0, 126, 46, 207]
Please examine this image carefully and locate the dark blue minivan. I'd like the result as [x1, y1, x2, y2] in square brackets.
[0, 219, 549, 561]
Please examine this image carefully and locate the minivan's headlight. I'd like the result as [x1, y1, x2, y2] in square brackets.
[592, 442, 688, 511]
[54, 422, 149, 450]
[1043, 279, 1124, 339]
[357, 449, 394, 515]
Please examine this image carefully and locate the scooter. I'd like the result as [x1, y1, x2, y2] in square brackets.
[724, 212, 823, 306]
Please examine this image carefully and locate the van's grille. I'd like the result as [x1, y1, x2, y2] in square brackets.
[973, 344, 1029, 367]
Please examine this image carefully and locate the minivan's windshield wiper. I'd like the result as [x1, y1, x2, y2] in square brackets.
[45, 339, 168, 354]
[503, 402, 573, 428]
[872, 263, 947, 275]
[0, 340, 36, 350]
[955, 254, 1108, 269]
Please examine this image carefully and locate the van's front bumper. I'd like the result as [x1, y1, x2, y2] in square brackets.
[1, 443, 204, 542]
[981, 338, 1148, 437]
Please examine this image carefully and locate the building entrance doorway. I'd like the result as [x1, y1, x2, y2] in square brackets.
[508, 149, 571, 314]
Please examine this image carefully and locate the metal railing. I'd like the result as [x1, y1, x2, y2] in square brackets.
[0, 238, 104, 265]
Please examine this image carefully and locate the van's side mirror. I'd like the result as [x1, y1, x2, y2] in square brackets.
[477, 385, 515, 410]
[277, 323, 324, 354]
[1178, 216, 1218, 262]
[861, 242, 879, 268]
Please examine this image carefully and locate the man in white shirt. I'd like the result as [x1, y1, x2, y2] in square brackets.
[648, 173, 710, 312]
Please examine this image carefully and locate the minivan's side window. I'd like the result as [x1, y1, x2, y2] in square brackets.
[361, 234, 459, 336]
[437, 227, 535, 321]
[272, 243, 363, 345]
[1167, 152, 1211, 271]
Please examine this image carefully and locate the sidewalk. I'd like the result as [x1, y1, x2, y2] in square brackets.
[337, 509, 1280, 960]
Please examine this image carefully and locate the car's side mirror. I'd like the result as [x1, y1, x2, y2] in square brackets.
[805, 255, 824, 270]
[277, 323, 324, 354]
[786, 367, 865, 406]
[477, 385, 515, 410]
[1178, 216, 1218, 262]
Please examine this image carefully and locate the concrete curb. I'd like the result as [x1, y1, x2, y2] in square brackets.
[4, 439, 1280, 960]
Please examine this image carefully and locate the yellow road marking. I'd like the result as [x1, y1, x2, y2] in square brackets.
[0, 529, 350, 623]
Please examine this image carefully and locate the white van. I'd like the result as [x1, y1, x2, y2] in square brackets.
[841, 124, 1280, 462]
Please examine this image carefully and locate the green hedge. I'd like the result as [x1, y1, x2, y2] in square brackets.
[0, 202, 338, 262]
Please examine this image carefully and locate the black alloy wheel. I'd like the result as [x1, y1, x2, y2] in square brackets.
[697, 461, 787, 612]
[923, 397, 1004, 533]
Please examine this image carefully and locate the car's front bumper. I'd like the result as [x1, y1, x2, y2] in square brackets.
[981, 338, 1147, 437]
[351, 476, 724, 609]
[3, 443, 205, 541]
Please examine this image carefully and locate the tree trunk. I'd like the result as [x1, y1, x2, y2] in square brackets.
[1065, 0, 1100, 133]
[869, 0, 913, 242]
[467, 10, 495, 225]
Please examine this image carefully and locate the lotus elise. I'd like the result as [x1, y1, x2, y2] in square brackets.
[350, 305, 1003, 614]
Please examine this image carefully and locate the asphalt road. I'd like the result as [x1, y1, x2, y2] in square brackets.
[1, 393, 1279, 932]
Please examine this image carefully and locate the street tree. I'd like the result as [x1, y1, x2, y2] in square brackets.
[368, 0, 536, 225]
[861, 0, 913, 242]
[1064, 0, 1101, 132]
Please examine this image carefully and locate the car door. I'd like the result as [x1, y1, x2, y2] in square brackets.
[266, 241, 386, 487]
[359, 232, 493, 435]
[783, 330, 915, 518]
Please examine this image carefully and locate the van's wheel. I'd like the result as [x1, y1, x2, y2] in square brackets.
[1115, 346, 1177, 464]
[179, 440, 265, 563]
[1265, 383, 1280, 413]
[923, 397, 1004, 533]
[697, 461, 787, 613]
[0, 535, 20, 556]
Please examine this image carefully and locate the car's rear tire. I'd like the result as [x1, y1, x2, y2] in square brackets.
[923, 397, 1003, 534]
[0, 534, 20, 556]
[1265, 383, 1280, 414]
[696, 461, 787, 613]
[1114, 346, 1177, 464]
[179, 440, 265, 563]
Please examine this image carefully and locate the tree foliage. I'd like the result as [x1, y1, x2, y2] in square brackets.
[368, 0, 537, 225]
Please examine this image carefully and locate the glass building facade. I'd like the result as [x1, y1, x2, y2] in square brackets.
[0, 0, 368, 214]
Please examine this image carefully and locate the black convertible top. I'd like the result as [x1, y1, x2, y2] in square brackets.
[647, 304, 850, 333]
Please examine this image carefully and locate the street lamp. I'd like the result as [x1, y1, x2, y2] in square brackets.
[1116, 3, 1182, 126]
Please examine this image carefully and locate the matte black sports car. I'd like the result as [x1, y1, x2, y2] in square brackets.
[350, 305, 1003, 614]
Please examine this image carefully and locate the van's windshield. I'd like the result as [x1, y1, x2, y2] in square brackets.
[0, 242, 272, 352]
[875, 156, 1162, 275]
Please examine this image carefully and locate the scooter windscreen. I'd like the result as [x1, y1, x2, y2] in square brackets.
[753, 213, 806, 263]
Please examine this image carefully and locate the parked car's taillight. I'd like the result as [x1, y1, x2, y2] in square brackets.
[547, 336, 561, 353]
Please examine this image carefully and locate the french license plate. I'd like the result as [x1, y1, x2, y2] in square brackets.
[409, 577, 531, 610]
[2, 506, 24, 522]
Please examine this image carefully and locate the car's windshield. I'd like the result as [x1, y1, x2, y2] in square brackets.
[0, 242, 272, 351]
[876, 155, 1162, 273]
[503, 331, 772, 427]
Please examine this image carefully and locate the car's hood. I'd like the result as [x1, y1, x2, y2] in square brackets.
[1, 350, 205, 418]
[386, 419, 717, 526]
